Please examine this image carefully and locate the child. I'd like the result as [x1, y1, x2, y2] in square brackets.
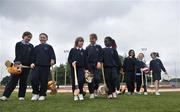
[135, 53, 148, 95]
[111, 39, 122, 95]
[30, 33, 56, 101]
[68, 37, 87, 101]
[102, 36, 120, 99]
[86, 33, 102, 99]
[150, 52, 167, 96]
[123, 49, 136, 95]
[0, 31, 34, 101]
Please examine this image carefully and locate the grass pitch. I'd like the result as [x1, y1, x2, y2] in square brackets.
[0, 92, 180, 112]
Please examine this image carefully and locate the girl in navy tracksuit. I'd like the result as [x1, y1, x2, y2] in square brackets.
[86, 33, 103, 98]
[135, 53, 148, 95]
[31, 33, 56, 101]
[0, 31, 34, 101]
[68, 37, 87, 101]
[102, 37, 121, 99]
[150, 52, 167, 96]
[123, 49, 136, 95]
[111, 39, 122, 94]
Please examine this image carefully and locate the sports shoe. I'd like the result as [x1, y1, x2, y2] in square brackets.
[78, 94, 84, 101]
[108, 94, 113, 99]
[19, 97, 25, 101]
[38, 96, 46, 101]
[112, 92, 117, 98]
[144, 92, 148, 95]
[74, 96, 78, 101]
[126, 92, 131, 95]
[31, 94, 39, 101]
[0, 96, 7, 101]
[116, 90, 120, 95]
[155, 92, 160, 96]
[90, 94, 95, 99]
[94, 90, 98, 97]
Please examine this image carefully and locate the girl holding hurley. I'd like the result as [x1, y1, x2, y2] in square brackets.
[68, 37, 88, 101]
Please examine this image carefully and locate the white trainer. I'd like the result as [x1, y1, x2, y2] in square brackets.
[108, 94, 113, 99]
[38, 96, 46, 101]
[31, 94, 39, 101]
[74, 96, 79, 101]
[112, 92, 117, 98]
[19, 97, 25, 101]
[155, 92, 160, 96]
[94, 90, 98, 97]
[144, 92, 148, 95]
[116, 90, 120, 95]
[126, 92, 131, 95]
[0, 96, 7, 101]
[78, 94, 84, 101]
[89, 94, 95, 99]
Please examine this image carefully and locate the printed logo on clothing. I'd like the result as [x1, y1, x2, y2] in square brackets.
[81, 52, 84, 55]
[44, 47, 48, 50]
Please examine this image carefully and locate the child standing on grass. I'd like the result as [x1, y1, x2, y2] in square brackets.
[86, 33, 103, 99]
[123, 49, 136, 95]
[135, 53, 148, 95]
[111, 39, 122, 95]
[68, 37, 88, 101]
[30, 33, 56, 101]
[150, 52, 167, 96]
[102, 37, 121, 99]
[0, 31, 34, 101]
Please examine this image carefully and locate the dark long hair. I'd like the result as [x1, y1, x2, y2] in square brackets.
[111, 39, 117, 49]
[74, 37, 84, 48]
[104, 36, 117, 48]
[128, 49, 135, 58]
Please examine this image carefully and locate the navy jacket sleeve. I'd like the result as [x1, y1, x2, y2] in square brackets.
[99, 48, 104, 63]
[49, 45, 56, 64]
[114, 49, 121, 69]
[149, 60, 153, 71]
[31, 46, 37, 64]
[30, 44, 34, 64]
[159, 59, 166, 72]
[123, 58, 127, 72]
[68, 48, 74, 65]
[14, 42, 22, 63]
[84, 50, 88, 69]
[98, 45, 103, 62]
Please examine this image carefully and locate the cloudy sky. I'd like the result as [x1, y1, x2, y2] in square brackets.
[0, 0, 180, 80]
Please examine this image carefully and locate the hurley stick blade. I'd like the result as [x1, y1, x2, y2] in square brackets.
[73, 64, 79, 96]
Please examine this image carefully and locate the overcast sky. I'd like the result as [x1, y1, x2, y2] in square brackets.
[0, 0, 180, 80]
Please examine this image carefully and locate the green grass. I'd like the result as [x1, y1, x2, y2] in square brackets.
[0, 92, 180, 112]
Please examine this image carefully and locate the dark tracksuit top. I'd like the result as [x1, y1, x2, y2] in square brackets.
[3, 41, 34, 98]
[102, 47, 121, 94]
[31, 43, 56, 96]
[135, 60, 147, 92]
[136, 60, 146, 74]
[32, 44, 56, 66]
[150, 58, 166, 81]
[123, 57, 136, 93]
[68, 48, 87, 94]
[86, 44, 103, 93]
